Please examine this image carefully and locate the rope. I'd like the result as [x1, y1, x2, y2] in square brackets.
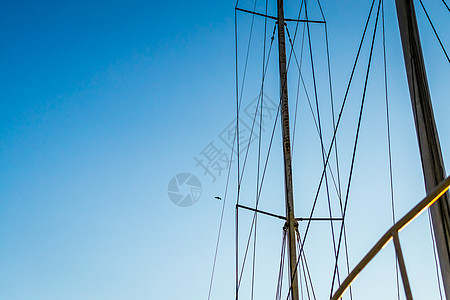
[417, 0, 450, 63]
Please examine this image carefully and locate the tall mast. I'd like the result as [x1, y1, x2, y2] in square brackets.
[276, 0, 300, 298]
[394, 0, 450, 297]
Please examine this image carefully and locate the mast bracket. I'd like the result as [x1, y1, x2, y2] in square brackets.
[296, 217, 343, 221]
[236, 204, 343, 222]
[235, 7, 325, 24]
[236, 204, 286, 220]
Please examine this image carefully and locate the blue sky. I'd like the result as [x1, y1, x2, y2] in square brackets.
[0, 0, 449, 299]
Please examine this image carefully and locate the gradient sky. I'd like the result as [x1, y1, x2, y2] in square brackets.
[0, 0, 449, 299]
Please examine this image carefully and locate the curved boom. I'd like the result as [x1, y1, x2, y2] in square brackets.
[332, 175, 450, 300]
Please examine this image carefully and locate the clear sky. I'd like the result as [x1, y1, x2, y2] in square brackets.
[0, 0, 449, 299]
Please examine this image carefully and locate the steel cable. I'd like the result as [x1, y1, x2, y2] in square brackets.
[285, 0, 378, 297]
[330, 0, 383, 295]
[417, 0, 450, 63]
[381, 0, 401, 298]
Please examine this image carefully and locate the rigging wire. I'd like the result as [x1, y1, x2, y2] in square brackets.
[298, 244, 311, 300]
[428, 210, 445, 300]
[236, 22, 278, 196]
[210, 3, 256, 292]
[235, 0, 382, 298]
[237, 24, 277, 194]
[290, 3, 345, 293]
[231, 0, 450, 298]
[232, 0, 358, 293]
[280, 0, 332, 295]
[237, 0, 306, 188]
[330, 0, 383, 296]
[235, 0, 309, 294]
[295, 227, 317, 300]
[381, 0, 400, 298]
[285, 25, 342, 205]
[316, 0, 342, 201]
[299, 0, 377, 253]
[299, 251, 305, 300]
[297, 226, 311, 300]
[316, 0, 354, 295]
[235, 23, 279, 296]
[236, 94, 282, 296]
[234, 0, 311, 295]
[291, 21, 307, 153]
[441, 0, 450, 13]
[251, 0, 270, 296]
[234, 8, 241, 300]
[285, 0, 379, 297]
[207, 134, 236, 300]
[234, 0, 260, 296]
[300, 255, 311, 300]
[304, 2, 342, 287]
[276, 228, 288, 300]
[235, 74, 282, 297]
[236, 0, 258, 186]
[234, 26, 281, 292]
[417, 0, 450, 63]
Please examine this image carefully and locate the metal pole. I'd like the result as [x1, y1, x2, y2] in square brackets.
[394, 0, 450, 297]
[276, 0, 300, 298]
[392, 231, 413, 300]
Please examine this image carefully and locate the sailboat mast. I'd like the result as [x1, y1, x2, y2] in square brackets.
[394, 0, 450, 297]
[276, 0, 300, 299]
